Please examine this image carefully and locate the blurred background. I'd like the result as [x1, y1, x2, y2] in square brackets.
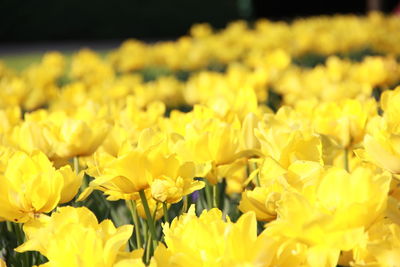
[0, 0, 399, 55]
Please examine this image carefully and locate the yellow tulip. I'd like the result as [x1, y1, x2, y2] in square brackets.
[352, 220, 400, 267]
[114, 257, 147, 267]
[239, 186, 281, 222]
[311, 98, 377, 148]
[240, 112, 261, 151]
[255, 115, 323, 168]
[182, 68, 263, 121]
[174, 118, 241, 184]
[16, 206, 135, 267]
[48, 107, 111, 159]
[53, 117, 110, 159]
[0, 150, 82, 223]
[356, 116, 400, 174]
[355, 87, 400, 174]
[263, 165, 391, 266]
[217, 158, 248, 194]
[0, 145, 16, 173]
[9, 108, 111, 161]
[58, 164, 84, 203]
[109, 39, 149, 72]
[381, 86, 400, 134]
[8, 117, 55, 159]
[350, 56, 394, 88]
[253, 156, 287, 187]
[21, 52, 65, 110]
[147, 206, 226, 267]
[115, 99, 166, 141]
[239, 158, 323, 222]
[0, 258, 5, 267]
[70, 49, 114, 85]
[0, 77, 28, 108]
[153, 206, 271, 267]
[82, 148, 153, 201]
[0, 106, 21, 134]
[82, 128, 203, 202]
[151, 160, 203, 203]
[81, 129, 154, 201]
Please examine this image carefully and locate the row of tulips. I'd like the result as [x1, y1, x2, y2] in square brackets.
[1, 13, 400, 267]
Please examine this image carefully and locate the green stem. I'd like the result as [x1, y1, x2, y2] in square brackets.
[212, 185, 218, 208]
[139, 190, 158, 250]
[163, 202, 169, 223]
[6, 221, 13, 232]
[344, 148, 349, 172]
[144, 228, 152, 265]
[204, 183, 213, 210]
[197, 190, 208, 211]
[181, 196, 188, 214]
[152, 202, 159, 220]
[141, 219, 148, 245]
[127, 200, 142, 249]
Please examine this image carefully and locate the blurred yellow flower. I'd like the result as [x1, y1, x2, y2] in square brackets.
[311, 98, 377, 148]
[70, 49, 114, 85]
[381, 86, 400, 134]
[0, 106, 21, 134]
[354, 87, 400, 174]
[9, 108, 111, 161]
[352, 220, 400, 267]
[356, 116, 400, 175]
[21, 52, 65, 110]
[255, 109, 323, 168]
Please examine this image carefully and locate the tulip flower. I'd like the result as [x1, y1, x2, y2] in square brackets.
[0, 150, 82, 223]
[16, 206, 135, 267]
[81, 129, 203, 202]
[153, 206, 271, 267]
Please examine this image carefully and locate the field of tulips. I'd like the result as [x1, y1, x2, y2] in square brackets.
[1, 12, 400, 267]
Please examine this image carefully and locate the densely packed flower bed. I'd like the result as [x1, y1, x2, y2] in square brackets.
[1, 12, 400, 267]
